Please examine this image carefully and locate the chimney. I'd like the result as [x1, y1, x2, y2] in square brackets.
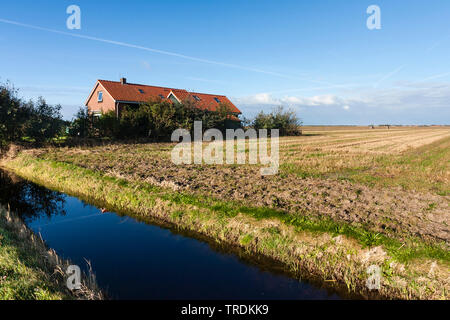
[120, 77, 127, 85]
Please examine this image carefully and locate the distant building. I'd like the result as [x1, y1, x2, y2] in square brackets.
[85, 78, 241, 127]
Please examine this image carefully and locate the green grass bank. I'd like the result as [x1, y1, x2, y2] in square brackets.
[0, 204, 103, 300]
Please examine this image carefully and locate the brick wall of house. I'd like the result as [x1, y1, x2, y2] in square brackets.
[86, 83, 116, 114]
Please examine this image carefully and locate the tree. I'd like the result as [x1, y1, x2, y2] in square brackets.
[0, 82, 30, 147]
[146, 100, 178, 139]
[25, 97, 64, 143]
[69, 107, 92, 138]
[0, 81, 68, 147]
[253, 111, 274, 130]
[209, 103, 236, 132]
[252, 106, 302, 136]
[96, 111, 120, 138]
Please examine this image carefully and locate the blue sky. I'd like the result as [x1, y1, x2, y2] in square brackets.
[1, 0, 450, 124]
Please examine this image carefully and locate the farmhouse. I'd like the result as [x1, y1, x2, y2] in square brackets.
[85, 78, 242, 127]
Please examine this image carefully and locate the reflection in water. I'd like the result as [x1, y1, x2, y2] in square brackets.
[0, 168, 342, 300]
[0, 169, 67, 221]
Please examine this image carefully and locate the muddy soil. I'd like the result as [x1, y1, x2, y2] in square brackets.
[38, 147, 450, 244]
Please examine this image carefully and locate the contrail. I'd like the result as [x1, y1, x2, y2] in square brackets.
[0, 18, 334, 86]
[421, 71, 450, 81]
[373, 34, 450, 88]
[373, 65, 406, 88]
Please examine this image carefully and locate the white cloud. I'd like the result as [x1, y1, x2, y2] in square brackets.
[231, 81, 450, 124]
[235, 93, 276, 105]
[235, 93, 342, 107]
[300, 94, 340, 106]
[252, 93, 275, 104]
[234, 81, 450, 111]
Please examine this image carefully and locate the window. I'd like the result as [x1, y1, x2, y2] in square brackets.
[214, 97, 220, 103]
[169, 93, 179, 104]
[92, 111, 102, 117]
[159, 94, 165, 99]
[97, 91, 103, 102]
[193, 95, 201, 101]
[138, 89, 144, 94]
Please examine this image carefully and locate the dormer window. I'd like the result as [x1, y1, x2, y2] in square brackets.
[168, 93, 179, 104]
[97, 91, 103, 102]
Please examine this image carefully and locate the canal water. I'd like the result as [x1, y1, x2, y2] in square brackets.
[0, 169, 340, 300]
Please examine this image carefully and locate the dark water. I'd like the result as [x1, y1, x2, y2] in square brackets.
[0, 169, 341, 300]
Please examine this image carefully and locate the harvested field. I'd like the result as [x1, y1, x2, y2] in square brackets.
[34, 127, 450, 244]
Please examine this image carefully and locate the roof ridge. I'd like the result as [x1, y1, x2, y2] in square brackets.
[189, 92, 227, 97]
[98, 79, 188, 92]
[98, 80, 227, 97]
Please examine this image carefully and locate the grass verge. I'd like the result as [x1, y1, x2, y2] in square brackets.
[0, 204, 103, 300]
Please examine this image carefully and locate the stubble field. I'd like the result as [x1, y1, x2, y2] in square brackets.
[37, 126, 450, 243]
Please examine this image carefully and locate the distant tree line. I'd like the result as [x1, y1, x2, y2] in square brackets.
[0, 82, 65, 149]
[1, 81, 303, 149]
[70, 103, 302, 141]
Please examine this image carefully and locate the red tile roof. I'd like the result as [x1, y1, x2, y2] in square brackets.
[97, 80, 241, 114]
